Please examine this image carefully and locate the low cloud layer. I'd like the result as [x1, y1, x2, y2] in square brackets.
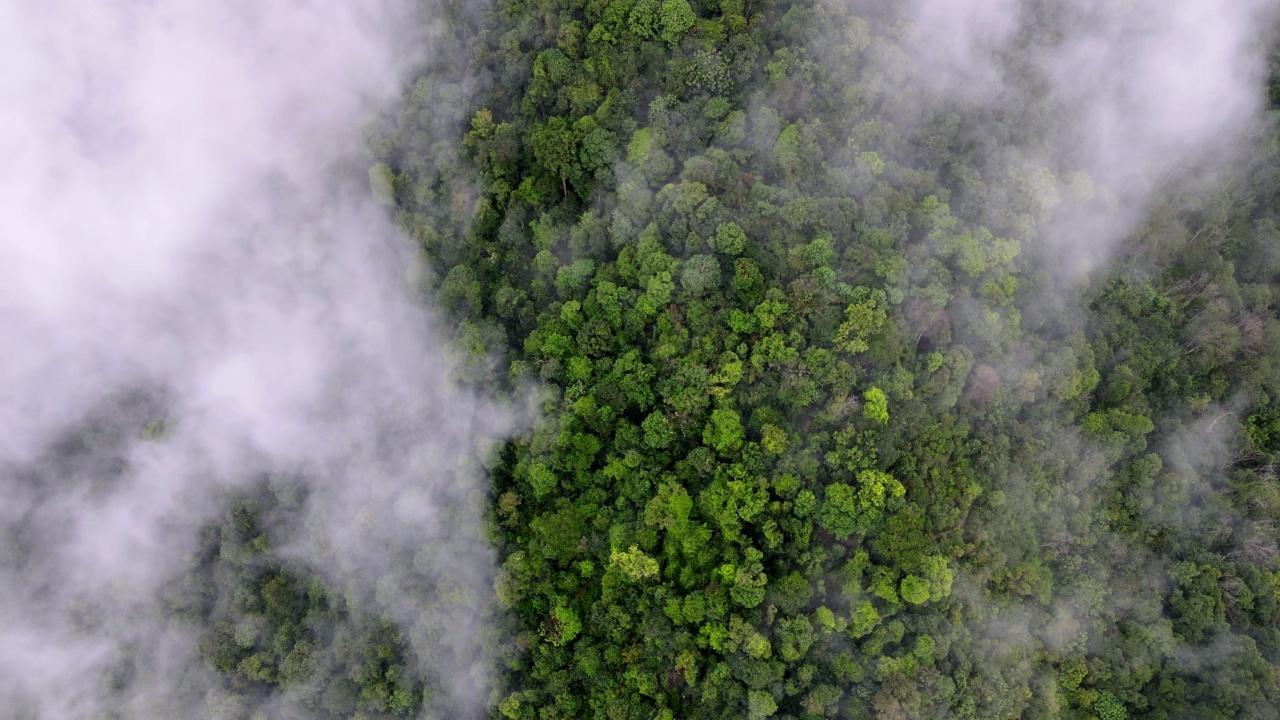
[863, 0, 1278, 275]
[0, 1, 513, 717]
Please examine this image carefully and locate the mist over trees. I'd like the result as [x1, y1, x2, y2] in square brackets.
[1, 1, 518, 718]
[6, 0, 1280, 719]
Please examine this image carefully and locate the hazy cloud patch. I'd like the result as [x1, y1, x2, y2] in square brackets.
[0, 0, 513, 717]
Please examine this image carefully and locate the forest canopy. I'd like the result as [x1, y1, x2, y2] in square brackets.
[181, 0, 1280, 718]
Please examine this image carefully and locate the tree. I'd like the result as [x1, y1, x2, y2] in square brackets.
[445, 320, 507, 384]
[644, 481, 692, 534]
[834, 287, 887, 354]
[849, 601, 881, 638]
[579, 127, 618, 175]
[747, 689, 778, 720]
[610, 546, 659, 581]
[439, 265, 483, 317]
[703, 408, 745, 455]
[816, 469, 904, 540]
[658, 0, 696, 45]
[899, 575, 929, 605]
[775, 616, 815, 662]
[863, 386, 889, 424]
[545, 599, 582, 646]
[760, 424, 788, 454]
[641, 411, 676, 449]
[531, 117, 578, 199]
[526, 461, 558, 499]
[817, 483, 860, 539]
[1094, 691, 1128, 720]
[711, 222, 747, 256]
[680, 254, 722, 296]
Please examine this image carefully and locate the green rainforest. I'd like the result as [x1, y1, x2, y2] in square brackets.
[186, 1, 1280, 718]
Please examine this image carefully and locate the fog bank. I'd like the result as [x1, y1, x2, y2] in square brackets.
[0, 1, 513, 717]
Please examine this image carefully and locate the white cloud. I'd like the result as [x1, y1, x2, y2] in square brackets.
[0, 1, 514, 716]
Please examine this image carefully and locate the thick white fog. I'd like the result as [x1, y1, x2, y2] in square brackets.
[876, 0, 1279, 275]
[0, 1, 513, 717]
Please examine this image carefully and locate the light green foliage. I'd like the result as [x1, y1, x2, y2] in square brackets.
[546, 599, 582, 646]
[703, 408, 745, 455]
[870, 566, 899, 604]
[760, 423, 788, 454]
[704, 96, 731, 119]
[662, 180, 709, 214]
[701, 473, 768, 542]
[816, 483, 860, 539]
[813, 606, 839, 633]
[793, 489, 816, 517]
[439, 265, 483, 317]
[773, 571, 813, 613]
[849, 601, 881, 638]
[657, 0, 696, 45]
[914, 634, 936, 661]
[728, 615, 772, 658]
[1059, 655, 1087, 691]
[921, 555, 954, 601]
[556, 258, 596, 297]
[141, 417, 171, 441]
[700, 622, 729, 652]
[834, 287, 887, 354]
[579, 127, 618, 173]
[638, 270, 675, 315]
[610, 546, 660, 581]
[802, 233, 836, 268]
[858, 151, 884, 175]
[530, 117, 578, 195]
[750, 332, 798, 372]
[753, 298, 788, 329]
[532, 249, 558, 276]
[721, 548, 768, 607]
[627, 127, 656, 163]
[566, 355, 593, 383]
[899, 575, 930, 604]
[774, 124, 800, 176]
[626, 0, 660, 39]
[664, 596, 685, 625]
[835, 427, 878, 477]
[498, 693, 523, 719]
[1095, 691, 1128, 720]
[445, 320, 507, 384]
[862, 386, 888, 424]
[683, 593, 706, 623]
[857, 469, 905, 509]
[711, 351, 744, 392]
[1246, 404, 1280, 452]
